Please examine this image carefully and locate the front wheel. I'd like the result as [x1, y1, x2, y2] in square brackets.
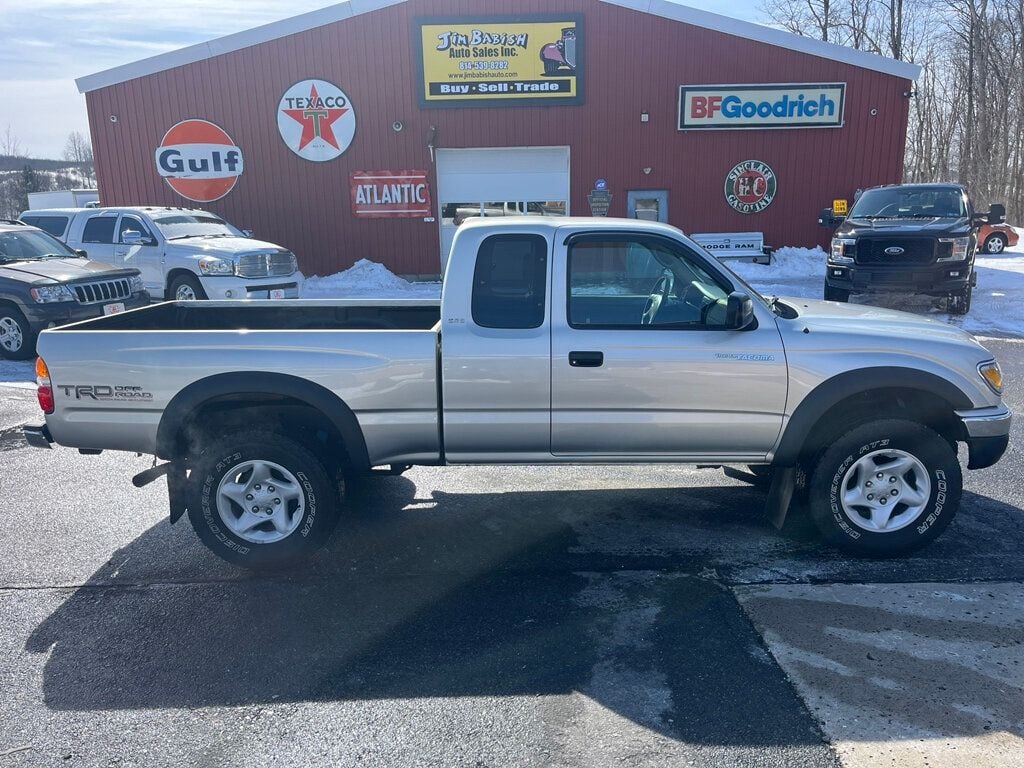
[823, 284, 850, 303]
[169, 273, 208, 301]
[0, 306, 36, 360]
[188, 431, 342, 569]
[807, 419, 961, 556]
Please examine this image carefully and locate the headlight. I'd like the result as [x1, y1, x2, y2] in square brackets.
[830, 238, 856, 264]
[288, 252, 298, 273]
[979, 361, 1003, 395]
[30, 284, 76, 303]
[938, 236, 970, 261]
[129, 275, 145, 293]
[198, 256, 234, 275]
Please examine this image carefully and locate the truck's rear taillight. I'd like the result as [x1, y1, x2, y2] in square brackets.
[36, 357, 54, 414]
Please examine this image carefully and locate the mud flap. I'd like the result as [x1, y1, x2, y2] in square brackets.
[764, 466, 797, 530]
[167, 463, 191, 524]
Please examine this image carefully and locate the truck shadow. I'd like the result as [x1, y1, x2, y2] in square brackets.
[23, 476, 1024, 748]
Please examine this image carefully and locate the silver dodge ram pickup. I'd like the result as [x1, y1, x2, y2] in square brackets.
[24, 218, 1011, 568]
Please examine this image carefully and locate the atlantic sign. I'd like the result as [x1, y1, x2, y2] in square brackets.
[350, 171, 432, 218]
[679, 83, 845, 130]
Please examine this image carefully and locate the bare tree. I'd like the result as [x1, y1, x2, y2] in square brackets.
[1, 125, 23, 158]
[62, 131, 95, 186]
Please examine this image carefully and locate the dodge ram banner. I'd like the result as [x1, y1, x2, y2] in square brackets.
[415, 16, 583, 107]
[679, 83, 845, 130]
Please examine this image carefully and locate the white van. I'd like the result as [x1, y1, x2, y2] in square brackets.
[20, 206, 304, 301]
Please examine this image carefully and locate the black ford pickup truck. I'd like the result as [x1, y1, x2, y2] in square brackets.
[819, 183, 1006, 315]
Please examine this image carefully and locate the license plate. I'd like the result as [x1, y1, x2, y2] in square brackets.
[103, 302, 126, 315]
[269, 289, 286, 299]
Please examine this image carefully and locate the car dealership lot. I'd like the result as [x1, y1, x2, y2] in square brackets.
[0, 338, 1021, 767]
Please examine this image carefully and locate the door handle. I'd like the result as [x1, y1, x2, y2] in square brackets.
[569, 351, 604, 367]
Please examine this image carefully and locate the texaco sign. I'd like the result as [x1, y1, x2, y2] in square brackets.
[277, 79, 357, 162]
[724, 160, 777, 214]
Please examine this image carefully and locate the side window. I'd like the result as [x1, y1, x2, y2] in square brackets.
[117, 215, 153, 243]
[470, 234, 548, 329]
[21, 216, 69, 238]
[568, 237, 731, 329]
[81, 216, 117, 244]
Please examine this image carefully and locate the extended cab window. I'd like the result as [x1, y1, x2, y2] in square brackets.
[21, 216, 69, 238]
[568, 237, 730, 329]
[81, 215, 117, 244]
[471, 234, 548, 329]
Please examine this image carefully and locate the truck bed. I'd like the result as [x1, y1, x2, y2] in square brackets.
[38, 299, 443, 464]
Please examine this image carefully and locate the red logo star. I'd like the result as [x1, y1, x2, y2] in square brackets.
[282, 84, 349, 151]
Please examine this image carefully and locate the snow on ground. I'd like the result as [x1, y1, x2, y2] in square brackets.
[730, 241, 1024, 339]
[0, 360, 35, 389]
[303, 259, 440, 299]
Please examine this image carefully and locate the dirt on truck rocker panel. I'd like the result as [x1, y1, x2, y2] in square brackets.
[24, 217, 1012, 569]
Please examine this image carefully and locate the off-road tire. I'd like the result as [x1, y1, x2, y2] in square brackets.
[823, 284, 850, 303]
[188, 431, 342, 569]
[983, 233, 1007, 254]
[0, 305, 36, 360]
[169, 273, 208, 301]
[807, 419, 961, 556]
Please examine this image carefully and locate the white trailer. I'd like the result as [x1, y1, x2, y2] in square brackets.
[27, 189, 99, 209]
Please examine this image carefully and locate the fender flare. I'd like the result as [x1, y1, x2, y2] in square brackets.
[772, 367, 973, 466]
[156, 371, 370, 472]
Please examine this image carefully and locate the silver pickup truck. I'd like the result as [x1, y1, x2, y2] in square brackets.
[24, 218, 1011, 568]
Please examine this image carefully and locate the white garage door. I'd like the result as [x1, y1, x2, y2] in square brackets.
[436, 146, 570, 266]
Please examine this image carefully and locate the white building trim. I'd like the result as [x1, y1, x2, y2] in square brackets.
[76, 0, 920, 94]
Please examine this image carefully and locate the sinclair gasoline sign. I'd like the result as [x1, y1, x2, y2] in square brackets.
[679, 83, 845, 130]
[350, 171, 432, 218]
[415, 16, 583, 107]
[724, 160, 778, 214]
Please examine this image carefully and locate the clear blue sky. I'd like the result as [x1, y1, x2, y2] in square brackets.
[0, 0, 763, 159]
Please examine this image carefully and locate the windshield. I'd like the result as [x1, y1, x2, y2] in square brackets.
[0, 228, 76, 262]
[150, 213, 241, 240]
[849, 187, 967, 219]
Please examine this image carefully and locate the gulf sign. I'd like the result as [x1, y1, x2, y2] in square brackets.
[678, 83, 845, 130]
[155, 119, 243, 202]
[351, 171, 432, 218]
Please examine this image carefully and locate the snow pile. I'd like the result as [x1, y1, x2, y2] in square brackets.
[0, 360, 35, 389]
[303, 259, 440, 299]
[730, 246, 828, 297]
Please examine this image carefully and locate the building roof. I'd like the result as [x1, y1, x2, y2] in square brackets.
[75, 0, 921, 94]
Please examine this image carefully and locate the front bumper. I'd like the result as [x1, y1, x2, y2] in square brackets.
[23, 292, 151, 332]
[199, 272, 305, 300]
[23, 424, 53, 449]
[826, 262, 973, 295]
[957, 405, 1012, 469]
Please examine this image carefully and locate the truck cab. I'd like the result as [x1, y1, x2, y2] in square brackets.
[22, 206, 304, 301]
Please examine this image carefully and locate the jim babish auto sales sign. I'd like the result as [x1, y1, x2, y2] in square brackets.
[416, 16, 583, 107]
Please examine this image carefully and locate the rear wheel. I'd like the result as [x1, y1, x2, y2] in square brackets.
[823, 284, 850, 303]
[807, 419, 961, 556]
[169, 273, 208, 301]
[188, 431, 342, 569]
[983, 233, 1007, 254]
[0, 306, 35, 360]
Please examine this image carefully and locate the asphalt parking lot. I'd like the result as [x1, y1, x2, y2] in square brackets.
[0, 338, 1021, 768]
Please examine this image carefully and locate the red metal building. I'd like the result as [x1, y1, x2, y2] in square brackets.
[77, 0, 920, 278]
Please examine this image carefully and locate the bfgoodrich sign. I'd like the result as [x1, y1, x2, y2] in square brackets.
[679, 83, 845, 130]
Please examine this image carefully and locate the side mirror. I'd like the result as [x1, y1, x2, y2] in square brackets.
[818, 208, 843, 229]
[988, 203, 1006, 225]
[121, 230, 152, 245]
[726, 291, 755, 330]
[74, 249, 88, 259]
[242, 229, 254, 238]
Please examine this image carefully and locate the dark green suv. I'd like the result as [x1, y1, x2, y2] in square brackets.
[0, 220, 149, 359]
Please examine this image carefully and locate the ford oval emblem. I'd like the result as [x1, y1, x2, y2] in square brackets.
[884, 246, 905, 256]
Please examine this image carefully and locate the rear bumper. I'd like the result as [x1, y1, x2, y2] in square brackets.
[957, 405, 1012, 469]
[23, 424, 53, 449]
[826, 262, 972, 295]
